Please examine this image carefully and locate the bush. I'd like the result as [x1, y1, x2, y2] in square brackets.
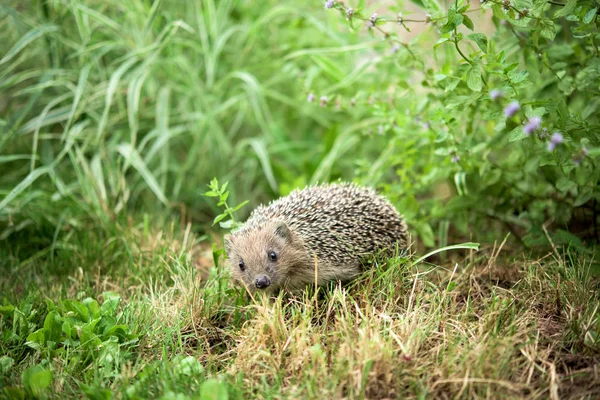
[305, 0, 600, 248]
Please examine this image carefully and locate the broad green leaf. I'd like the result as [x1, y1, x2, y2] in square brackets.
[22, 365, 53, 398]
[583, 8, 597, 24]
[467, 33, 488, 53]
[539, 18, 557, 40]
[440, 11, 463, 34]
[83, 298, 101, 319]
[43, 311, 62, 343]
[554, 0, 577, 17]
[100, 292, 121, 316]
[2, 387, 25, 400]
[179, 356, 204, 376]
[0, 356, 14, 374]
[200, 379, 228, 400]
[508, 127, 528, 142]
[466, 65, 483, 91]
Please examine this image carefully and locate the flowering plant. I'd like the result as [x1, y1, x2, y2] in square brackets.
[308, 0, 599, 248]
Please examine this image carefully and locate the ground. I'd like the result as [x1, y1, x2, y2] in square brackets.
[1, 221, 599, 399]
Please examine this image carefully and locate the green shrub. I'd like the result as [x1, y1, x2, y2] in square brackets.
[307, 0, 599, 248]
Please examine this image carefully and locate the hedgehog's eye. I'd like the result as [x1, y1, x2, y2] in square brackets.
[239, 260, 246, 271]
[268, 251, 278, 262]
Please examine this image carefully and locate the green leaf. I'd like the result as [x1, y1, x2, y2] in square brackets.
[0, 356, 14, 374]
[556, 177, 576, 193]
[81, 385, 113, 400]
[179, 356, 204, 376]
[509, 70, 529, 83]
[213, 213, 228, 226]
[83, 298, 101, 319]
[64, 300, 89, 322]
[25, 330, 45, 349]
[204, 191, 218, 197]
[22, 365, 53, 398]
[43, 311, 63, 343]
[219, 220, 234, 229]
[466, 65, 483, 91]
[440, 11, 463, 34]
[462, 14, 474, 30]
[100, 292, 120, 316]
[0, 305, 14, 316]
[508, 125, 528, 142]
[231, 200, 249, 212]
[2, 387, 25, 400]
[539, 18, 557, 40]
[467, 33, 488, 53]
[554, 0, 577, 17]
[200, 379, 228, 400]
[583, 8, 597, 24]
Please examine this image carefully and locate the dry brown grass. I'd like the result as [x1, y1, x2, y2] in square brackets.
[139, 229, 600, 399]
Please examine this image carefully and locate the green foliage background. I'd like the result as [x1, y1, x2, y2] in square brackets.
[2, 0, 599, 253]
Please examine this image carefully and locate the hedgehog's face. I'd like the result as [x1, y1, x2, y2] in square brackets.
[224, 221, 303, 293]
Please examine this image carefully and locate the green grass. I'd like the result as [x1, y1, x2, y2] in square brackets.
[1, 221, 599, 399]
[1, 0, 600, 399]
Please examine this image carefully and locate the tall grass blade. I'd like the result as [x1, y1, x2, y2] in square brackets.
[116, 143, 169, 206]
[0, 25, 58, 65]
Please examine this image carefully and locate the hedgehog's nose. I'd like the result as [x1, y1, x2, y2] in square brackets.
[255, 275, 271, 289]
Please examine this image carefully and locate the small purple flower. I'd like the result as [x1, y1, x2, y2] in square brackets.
[320, 95, 328, 107]
[504, 101, 520, 118]
[392, 44, 400, 54]
[523, 116, 542, 135]
[489, 89, 503, 101]
[370, 13, 378, 23]
[366, 20, 375, 29]
[547, 132, 563, 151]
[325, 0, 335, 9]
[307, 93, 315, 102]
[451, 155, 460, 163]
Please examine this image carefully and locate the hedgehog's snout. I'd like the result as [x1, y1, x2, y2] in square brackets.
[255, 275, 271, 289]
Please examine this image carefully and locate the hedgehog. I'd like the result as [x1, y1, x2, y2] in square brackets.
[224, 182, 408, 293]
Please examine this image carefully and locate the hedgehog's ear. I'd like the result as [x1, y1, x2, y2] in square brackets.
[274, 221, 291, 242]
